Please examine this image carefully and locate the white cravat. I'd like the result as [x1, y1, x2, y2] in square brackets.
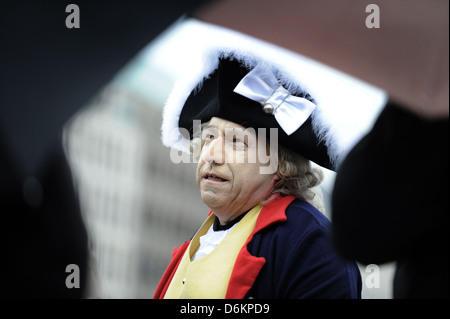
[191, 224, 237, 261]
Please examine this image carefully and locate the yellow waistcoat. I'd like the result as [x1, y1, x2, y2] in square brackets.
[164, 204, 263, 299]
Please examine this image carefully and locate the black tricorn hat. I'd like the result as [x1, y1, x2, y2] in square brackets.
[178, 57, 333, 169]
[161, 21, 387, 171]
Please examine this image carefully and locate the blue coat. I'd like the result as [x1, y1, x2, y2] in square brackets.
[154, 196, 361, 299]
[246, 198, 361, 298]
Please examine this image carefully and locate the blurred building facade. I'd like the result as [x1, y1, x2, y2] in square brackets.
[64, 85, 208, 298]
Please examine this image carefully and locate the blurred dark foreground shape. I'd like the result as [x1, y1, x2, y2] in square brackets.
[0, 0, 210, 298]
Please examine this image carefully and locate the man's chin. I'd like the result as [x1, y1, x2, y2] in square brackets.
[200, 191, 229, 209]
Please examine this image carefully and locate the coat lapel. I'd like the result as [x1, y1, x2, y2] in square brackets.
[153, 241, 190, 299]
[225, 195, 296, 298]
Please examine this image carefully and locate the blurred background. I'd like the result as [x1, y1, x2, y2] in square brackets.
[62, 20, 395, 299]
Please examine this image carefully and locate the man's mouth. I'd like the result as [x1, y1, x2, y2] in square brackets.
[203, 173, 228, 182]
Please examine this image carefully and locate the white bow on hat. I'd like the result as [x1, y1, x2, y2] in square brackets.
[233, 64, 316, 135]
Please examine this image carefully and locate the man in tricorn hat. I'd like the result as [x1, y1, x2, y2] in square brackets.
[153, 42, 363, 299]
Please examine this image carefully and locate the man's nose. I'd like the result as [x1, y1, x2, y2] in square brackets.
[202, 138, 224, 165]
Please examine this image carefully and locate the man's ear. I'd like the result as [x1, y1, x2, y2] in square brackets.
[273, 173, 281, 182]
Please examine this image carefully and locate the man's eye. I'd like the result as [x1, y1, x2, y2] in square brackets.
[205, 134, 215, 141]
[233, 138, 247, 148]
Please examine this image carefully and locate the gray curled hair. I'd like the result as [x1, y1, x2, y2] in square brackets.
[271, 145, 324, 202]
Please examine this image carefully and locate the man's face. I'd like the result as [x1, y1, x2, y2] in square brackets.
[196, 117, 278, 223]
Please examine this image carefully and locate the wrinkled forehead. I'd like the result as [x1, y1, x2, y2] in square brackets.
[201, 117, 260, 140]
[207, 117, 246, 131]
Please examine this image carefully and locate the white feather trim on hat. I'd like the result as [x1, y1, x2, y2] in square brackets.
[161, 18, 387, 168]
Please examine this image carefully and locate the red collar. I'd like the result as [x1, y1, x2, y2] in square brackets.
[224, 195, 296, 299]
[253, 195, 295, 233]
